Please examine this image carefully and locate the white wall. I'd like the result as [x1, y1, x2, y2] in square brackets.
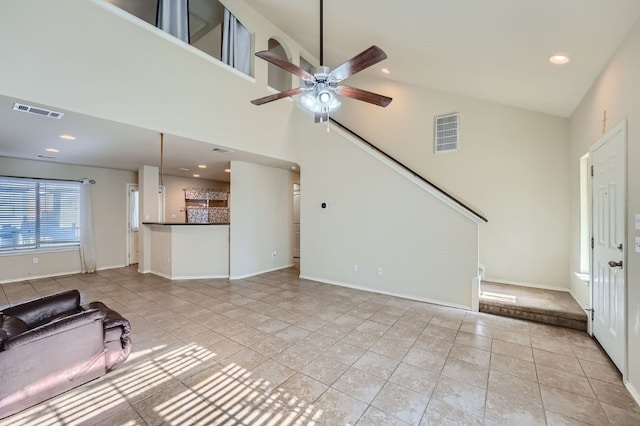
[162, 175, 229, 223]
[569, 19, 640, 399]
[333, 76, 570, 289]
[295, 109, 480, 309]
[0, 157, 136, 282]
[229, 161, 293, 279]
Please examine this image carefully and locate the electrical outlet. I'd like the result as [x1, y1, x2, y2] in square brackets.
[377, 267, 383, 276]
[32, 257, 39, 264]
[272, 250, 277, 257]
[353, 264, 358, 272]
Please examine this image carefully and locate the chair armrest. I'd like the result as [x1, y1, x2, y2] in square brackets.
[3, 309, 105, 350]
[83, 302, 131, 336]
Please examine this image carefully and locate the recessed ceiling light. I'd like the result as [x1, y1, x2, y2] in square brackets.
[46, 148, 59, 153]
[59, 134, 76, 140]
[549, 54, 570, 65]
[224, 168, 231, 173]
[291, 165, 297, 170]
[178, 167, 190, 171]
[193, 174, 200, 178]
[198, 164, 207, 169]
[381, 68, 390, 74]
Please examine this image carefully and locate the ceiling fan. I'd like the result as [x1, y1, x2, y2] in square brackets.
[250, 0, 392, 123]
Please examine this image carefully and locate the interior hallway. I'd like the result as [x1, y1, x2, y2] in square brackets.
[1, 266, 638, 425]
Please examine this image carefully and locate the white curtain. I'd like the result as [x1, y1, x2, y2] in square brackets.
[156, 0, 190, 43]
[80, 179, 97, 273]
[222, 8, 251, 75]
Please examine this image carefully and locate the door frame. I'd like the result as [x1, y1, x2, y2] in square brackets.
[589, 119, 627, 376]
[125, 183, 139, 266]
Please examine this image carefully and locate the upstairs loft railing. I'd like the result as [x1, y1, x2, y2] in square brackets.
[330, 118, 488, 223]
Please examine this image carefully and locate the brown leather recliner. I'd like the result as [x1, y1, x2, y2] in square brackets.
[0, 290, 132, 419]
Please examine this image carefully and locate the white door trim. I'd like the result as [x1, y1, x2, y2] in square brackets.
[126, 183, 139, 265]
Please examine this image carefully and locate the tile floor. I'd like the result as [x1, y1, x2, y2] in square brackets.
[1, 266, 639, 425]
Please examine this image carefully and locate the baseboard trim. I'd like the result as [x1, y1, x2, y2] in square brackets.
[0, 269, 81, 284]
[625, 380, 640, 408]
[149, 271, 229, 280]
[484, 277, 570, 292]
[230, 264, 294, 280]
[97, 264, 127, 272]
[299, 274, 472, 311]
[0, 263, 134, 284]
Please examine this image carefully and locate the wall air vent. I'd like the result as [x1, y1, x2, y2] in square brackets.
[212, 147, 233, 153]
[434, 112, 459, 153]
[13, 102, 64, 119]
[35, 154, 57, 160]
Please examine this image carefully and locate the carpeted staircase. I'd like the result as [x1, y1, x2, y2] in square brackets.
[479, 281, 588, 331]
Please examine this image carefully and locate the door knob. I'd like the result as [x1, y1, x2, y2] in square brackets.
[608, 260, 623, 268]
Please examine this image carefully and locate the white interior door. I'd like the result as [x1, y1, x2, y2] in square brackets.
[128, 185, 139, 265]
[591, 121, 626, 373]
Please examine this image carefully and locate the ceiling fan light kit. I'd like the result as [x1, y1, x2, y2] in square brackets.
[250, 1, 392, 123]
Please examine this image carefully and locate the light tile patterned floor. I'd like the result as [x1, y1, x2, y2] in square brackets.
[1, 266, 639, 425]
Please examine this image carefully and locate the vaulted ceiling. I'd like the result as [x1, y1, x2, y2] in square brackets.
[1, 0, 640, 179]
[245, 0, 640, 117]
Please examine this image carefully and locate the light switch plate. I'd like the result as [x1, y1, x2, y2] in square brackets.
[636, 237, 640, 253]
[636, 214, 640, 230]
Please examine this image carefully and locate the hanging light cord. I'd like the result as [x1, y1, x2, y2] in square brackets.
[319, 0, 324, 66]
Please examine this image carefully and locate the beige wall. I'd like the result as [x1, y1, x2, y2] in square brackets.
[569, 20, 640, 399]
[0, 157, 136, 282]
[229, 161, 293, 279]
[192, 24, 222, 61]
[162, 175, 229, 223]
[333, 77, 570, 289]
[295, 109, 480, 309]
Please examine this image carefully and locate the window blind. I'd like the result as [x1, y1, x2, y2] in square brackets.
[0, 177, 80, 250]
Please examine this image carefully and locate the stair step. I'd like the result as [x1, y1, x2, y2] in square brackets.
[479, 281, 587, 331]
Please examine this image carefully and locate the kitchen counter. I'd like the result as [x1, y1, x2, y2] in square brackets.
[145, 223, 229, 279]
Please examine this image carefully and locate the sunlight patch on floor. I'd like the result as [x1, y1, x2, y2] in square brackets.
[4, 343, 323, 425]
[480, 291, 517, 304]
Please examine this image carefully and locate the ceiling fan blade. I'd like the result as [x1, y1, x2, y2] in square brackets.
[329, 46, 388, 81]
[255, 51, 314, 79]
[335, 85, 392, 107]
[251, 87, 305, 105]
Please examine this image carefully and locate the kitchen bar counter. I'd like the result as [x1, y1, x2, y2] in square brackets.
[144, 223, 229, 279]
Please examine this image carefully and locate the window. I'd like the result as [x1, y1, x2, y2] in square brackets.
[0, 177, 80, 251]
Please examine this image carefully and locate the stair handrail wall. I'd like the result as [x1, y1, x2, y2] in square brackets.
[329, 118, 488, 223]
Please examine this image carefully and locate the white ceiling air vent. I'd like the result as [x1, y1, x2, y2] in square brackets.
[212, 147, 233, 153]
[434, 112, 459, 153]
[13, 103, 64, 119]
